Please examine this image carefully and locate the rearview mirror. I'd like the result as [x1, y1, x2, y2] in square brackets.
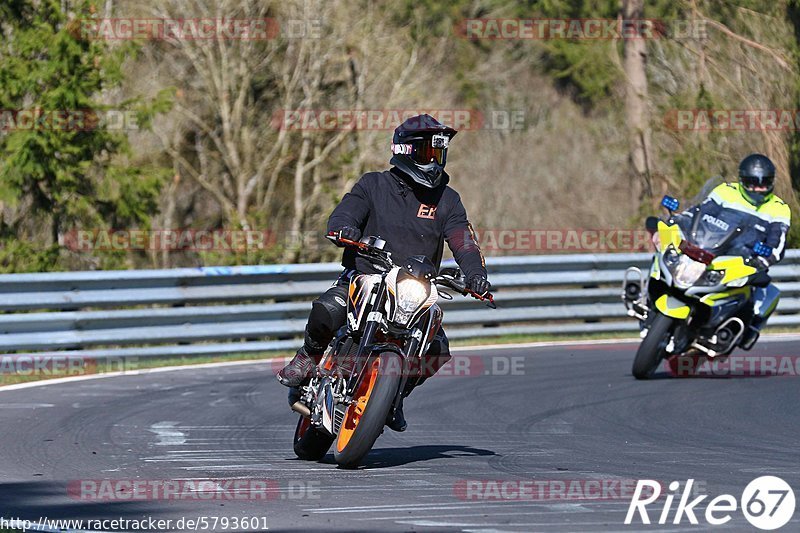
[645, 216, 659, 234]
[438, 267, 462, 279]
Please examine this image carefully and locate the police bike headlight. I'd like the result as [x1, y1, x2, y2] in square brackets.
[394, 279, 430, 324]
[670, 255, 707, 288]
[663, 246, 680, 268]
[697, 269, 724, 286]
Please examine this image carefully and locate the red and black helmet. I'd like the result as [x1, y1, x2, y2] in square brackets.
[390, 114, 457, 188]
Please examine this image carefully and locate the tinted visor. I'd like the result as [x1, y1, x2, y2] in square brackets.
[411, 139, 446, 165]
[740, 174, 774, 191]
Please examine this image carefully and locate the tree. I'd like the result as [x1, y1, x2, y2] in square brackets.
[622, 0, 653, 202]
[144, 0, 426, 264]
[0, 0, 171, 271]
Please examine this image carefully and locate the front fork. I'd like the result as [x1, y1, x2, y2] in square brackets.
[345, 277, 388, 397]
[316, 276, 426, 426]
[346, 278, 425, 420]
[624, 264, 685, 353]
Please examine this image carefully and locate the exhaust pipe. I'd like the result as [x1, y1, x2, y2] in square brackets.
[290, 401, 311, 418]
[691, 317, 745, 357]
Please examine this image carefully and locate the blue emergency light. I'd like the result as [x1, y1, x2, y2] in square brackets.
[661, 195, 680, 212]
[753, 242, 773, 258]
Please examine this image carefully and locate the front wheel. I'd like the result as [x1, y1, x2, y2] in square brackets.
[333, 351, 402, 468]
[632, 313, 675, 380]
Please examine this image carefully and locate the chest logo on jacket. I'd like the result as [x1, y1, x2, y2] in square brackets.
[417, 204, 437, 219]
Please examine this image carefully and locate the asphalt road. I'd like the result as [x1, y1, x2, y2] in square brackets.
[0, 339, 798, 532]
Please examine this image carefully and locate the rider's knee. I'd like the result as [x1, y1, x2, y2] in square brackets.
[305, 291, 347, 350]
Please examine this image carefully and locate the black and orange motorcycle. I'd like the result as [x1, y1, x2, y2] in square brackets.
[290, 233, 495, 468]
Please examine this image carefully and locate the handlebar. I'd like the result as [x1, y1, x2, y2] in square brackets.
[469, 288, 496, 308]
[326, 232, 394, 270]
[744, 255, 770, 272]
[325, 232, 368, 250]
[433, 272, 496, 308]
[326, 232, 496, 308]
[325, 231, 369, 249]
[645, 225, 771, 274]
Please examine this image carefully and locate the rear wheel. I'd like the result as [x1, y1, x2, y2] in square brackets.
[334, 351, 402, 469]
[632, 313, 674, 380]
[293, 416, 334, 461]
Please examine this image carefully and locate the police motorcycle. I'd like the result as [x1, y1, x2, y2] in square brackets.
[622, 179, 775, 379]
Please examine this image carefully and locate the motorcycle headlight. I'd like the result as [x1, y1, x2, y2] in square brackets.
[671, 255, 706, 288]
[663, 247, 680, 268]
[697, 269, 724, 286]
[394, 279, 429, 324]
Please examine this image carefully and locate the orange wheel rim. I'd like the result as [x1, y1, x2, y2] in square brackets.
[336, 358, 380, 452]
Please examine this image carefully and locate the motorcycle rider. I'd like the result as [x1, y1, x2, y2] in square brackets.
[277, 114, 490, 431]
[672, 154, 791, 349]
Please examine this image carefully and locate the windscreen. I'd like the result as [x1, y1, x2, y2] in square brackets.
[687, 204, 743, 253]
[680, 176, 755, 256]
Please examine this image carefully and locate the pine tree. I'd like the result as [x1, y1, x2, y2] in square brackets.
[0, 0, 172, 271]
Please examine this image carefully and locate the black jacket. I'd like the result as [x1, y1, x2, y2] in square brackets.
[327, 168, 487, 280]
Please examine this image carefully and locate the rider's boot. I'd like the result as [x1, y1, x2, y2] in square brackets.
[386, 350, 452, 432]
[740, 316, 763, 351]
[387, 392, 408, 432]
[386, 372, 420, 432]
[277, 347, 321, 387]
[740, 283, 780, 351]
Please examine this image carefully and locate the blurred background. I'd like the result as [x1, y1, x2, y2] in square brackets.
[1, 0, 800, 272]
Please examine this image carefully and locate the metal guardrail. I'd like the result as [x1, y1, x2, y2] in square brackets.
[1, 251, 799, 358]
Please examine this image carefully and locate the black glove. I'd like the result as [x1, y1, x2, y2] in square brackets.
[467, 274, 491, 296]
[336, 226, 361, 243]
[753, 256, 770, 270]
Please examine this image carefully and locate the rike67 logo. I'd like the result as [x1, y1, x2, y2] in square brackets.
[625, 477, 795, 530]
